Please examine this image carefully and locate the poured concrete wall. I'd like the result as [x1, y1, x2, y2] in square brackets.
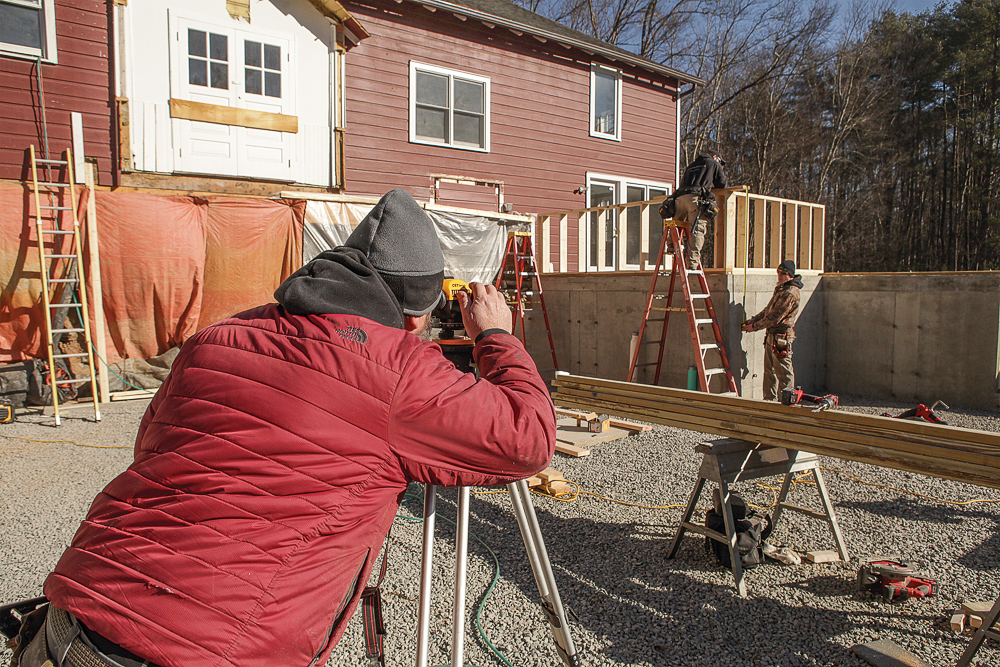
[539, 270, 823, 399]
[539, 271, 1000, 410]
[821, 273, 1000, 411]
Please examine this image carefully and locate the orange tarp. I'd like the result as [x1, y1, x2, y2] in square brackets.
[0, 182, 304, 364]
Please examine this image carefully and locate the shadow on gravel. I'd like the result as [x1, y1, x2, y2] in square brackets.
[454, 491, 883, 666]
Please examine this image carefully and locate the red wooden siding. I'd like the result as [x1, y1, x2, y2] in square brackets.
[0, 0, 113, 184]
[341, 0, 678, 217]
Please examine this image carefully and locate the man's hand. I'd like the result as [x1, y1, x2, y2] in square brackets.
[741, 323, 753, 333]
[458, 282, 512, 341]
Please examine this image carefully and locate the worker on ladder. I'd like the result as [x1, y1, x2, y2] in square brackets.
[673, 152, 728, 270]
[741, 260, 804, 400]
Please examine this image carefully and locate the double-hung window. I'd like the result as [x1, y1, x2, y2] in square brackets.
[0, 0, 57, 61]
[590, 65, 621, 141]
[410, 61, 490, 152]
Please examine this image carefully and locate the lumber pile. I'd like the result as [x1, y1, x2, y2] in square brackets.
[527, 467, 573, 496]
[552, 373, 1000, 490]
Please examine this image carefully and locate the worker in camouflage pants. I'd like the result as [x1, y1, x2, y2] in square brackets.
[741, 260, 803, 400]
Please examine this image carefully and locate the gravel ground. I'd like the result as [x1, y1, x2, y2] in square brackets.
[1, 395, 999, 667]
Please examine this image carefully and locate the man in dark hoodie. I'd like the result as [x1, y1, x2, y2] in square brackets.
[741, 259, 804, 400]
[673, 152, 727, 270]
[15, 190, 556, 667]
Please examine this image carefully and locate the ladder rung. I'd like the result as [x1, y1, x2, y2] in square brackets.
[704, 368, 728, 375]
[35, 158, 69, 164]
[35, 182, 72, 187]
[45, 254, 78, 259]
[53, 352, 89, 359]
[633, 361, 658, 366]
[39, 205, 73, 210]
[690, 293, 710, 299]
[49, 302, 82, 308]
[695, 318, 714, 325]
[49, 279, 78, 283]
[40, 230, 75, 235]
[54, 377, 92, 385]
[52, 327, 86, 334]
[700, 343, 719, 350]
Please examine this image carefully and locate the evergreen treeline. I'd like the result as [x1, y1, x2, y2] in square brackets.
[520, 0, 1000, 271]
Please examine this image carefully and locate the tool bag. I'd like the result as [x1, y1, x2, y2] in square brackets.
[704, 493, 773, 570]
[658, 194, 677, 220]
[696, 188, 719, 218]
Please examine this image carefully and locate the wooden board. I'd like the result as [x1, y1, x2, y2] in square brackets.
[169, 99, 299, 133]
[851, 639, 930, 667]
[553, 374, 1000, 490]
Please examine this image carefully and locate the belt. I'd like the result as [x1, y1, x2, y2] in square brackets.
[46, 605, 162, 667]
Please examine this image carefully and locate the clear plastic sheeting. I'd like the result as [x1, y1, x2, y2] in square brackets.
[302, 200, 530, 284]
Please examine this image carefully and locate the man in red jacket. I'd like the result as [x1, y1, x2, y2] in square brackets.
[12, 189, 556, 667]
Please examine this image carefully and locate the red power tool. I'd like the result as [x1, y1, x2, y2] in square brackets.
[780, 387, 839, 412]
[882, 400, 949, 425]
[857, 559, 939, 601]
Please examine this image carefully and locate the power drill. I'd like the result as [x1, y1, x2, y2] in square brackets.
[780, 387, 839, 412]
[857, 560, 938, 601]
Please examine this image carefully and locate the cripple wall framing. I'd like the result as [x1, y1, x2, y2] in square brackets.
[541, 271, 1000, 411]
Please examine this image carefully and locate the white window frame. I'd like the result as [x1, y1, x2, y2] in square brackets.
[0, 0, 58, 63]
[409, 61, 490, 153]
[589, 64, 622, 141]
[585, 172, 671, 271]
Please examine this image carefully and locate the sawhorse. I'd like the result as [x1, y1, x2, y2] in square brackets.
[666, 437, 850, 597]
[957, 589, 1000, 666]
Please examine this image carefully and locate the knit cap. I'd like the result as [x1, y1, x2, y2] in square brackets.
[345, 189, 446, 316]
[778, 259, 796, 275]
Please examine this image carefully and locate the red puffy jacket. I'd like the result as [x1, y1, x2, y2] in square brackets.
[44, 304, 555, 667]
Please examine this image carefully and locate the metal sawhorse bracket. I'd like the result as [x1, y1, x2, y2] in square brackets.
[666, 437, 850, 597]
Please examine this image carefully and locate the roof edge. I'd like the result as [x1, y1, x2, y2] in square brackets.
[407, 0, 703, 85]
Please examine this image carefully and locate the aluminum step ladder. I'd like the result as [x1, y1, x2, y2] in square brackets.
[494, 231, 559, 379]
[627, 222, 738, 395]
[29, 145, 101, 425]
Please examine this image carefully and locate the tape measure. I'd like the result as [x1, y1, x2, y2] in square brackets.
[0, 401, 12, 424]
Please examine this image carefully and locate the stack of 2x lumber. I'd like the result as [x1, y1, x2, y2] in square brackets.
[552, 374, 1000, 490]
[527, 468, 572, 496]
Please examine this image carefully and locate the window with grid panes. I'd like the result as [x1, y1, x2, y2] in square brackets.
[410, 62, 489, 151]
[0, 0, 56, 60]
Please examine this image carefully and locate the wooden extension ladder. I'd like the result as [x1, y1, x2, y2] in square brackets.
[627, 222, 738, 395]
[494, 231, 559, 379]
[957, 590, 1000, 666]
[29, 145, 101, 425]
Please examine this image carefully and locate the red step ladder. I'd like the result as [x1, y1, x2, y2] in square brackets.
[494, 231, 558, 379]
[627, 223, 738, 395]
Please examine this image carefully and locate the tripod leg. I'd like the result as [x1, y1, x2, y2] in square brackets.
[451, 487, 470, 667]
[416, 484, 437, 667]
[507, 480, 581, 667]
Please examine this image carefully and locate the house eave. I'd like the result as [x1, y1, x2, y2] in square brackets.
[308, 0, 371, 41]
[401, 0, 702, 85]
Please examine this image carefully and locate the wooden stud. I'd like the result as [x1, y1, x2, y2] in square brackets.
[805, 550, 840, 563]
[169, 99, 299, 133]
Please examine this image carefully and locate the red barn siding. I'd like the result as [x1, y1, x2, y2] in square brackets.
[0, 0, 113, 184]
[341, 1, 678, 216]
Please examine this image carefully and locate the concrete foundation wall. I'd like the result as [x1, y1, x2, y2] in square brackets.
[821, 273, 1000, 411]
[539, 271, 1000, 411]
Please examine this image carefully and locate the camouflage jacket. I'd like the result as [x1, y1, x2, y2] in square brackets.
[745, 276, 803, 336]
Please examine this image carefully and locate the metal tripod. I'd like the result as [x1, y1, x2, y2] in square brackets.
[415, 480, 580, 667]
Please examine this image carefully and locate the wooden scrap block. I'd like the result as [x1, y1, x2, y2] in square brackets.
[805, 550, 840, 563]
[536, 468, 564, 483]
[851, 639, 930, 667]
[607, 418, 652, 432]
[949, 612, 965, 633]
[554, 442, 590, 457]
[526, 476, 543, 488]
[961, 601, 993, 616]
[969, 614, 984, 629]
[554, 408, 597, 426]
[545, 480, 572, 496]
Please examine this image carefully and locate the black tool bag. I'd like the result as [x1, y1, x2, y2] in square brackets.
[696, 188, 719, 218]
[658, 194, 677, 220]
[704, 493, 773, 570]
